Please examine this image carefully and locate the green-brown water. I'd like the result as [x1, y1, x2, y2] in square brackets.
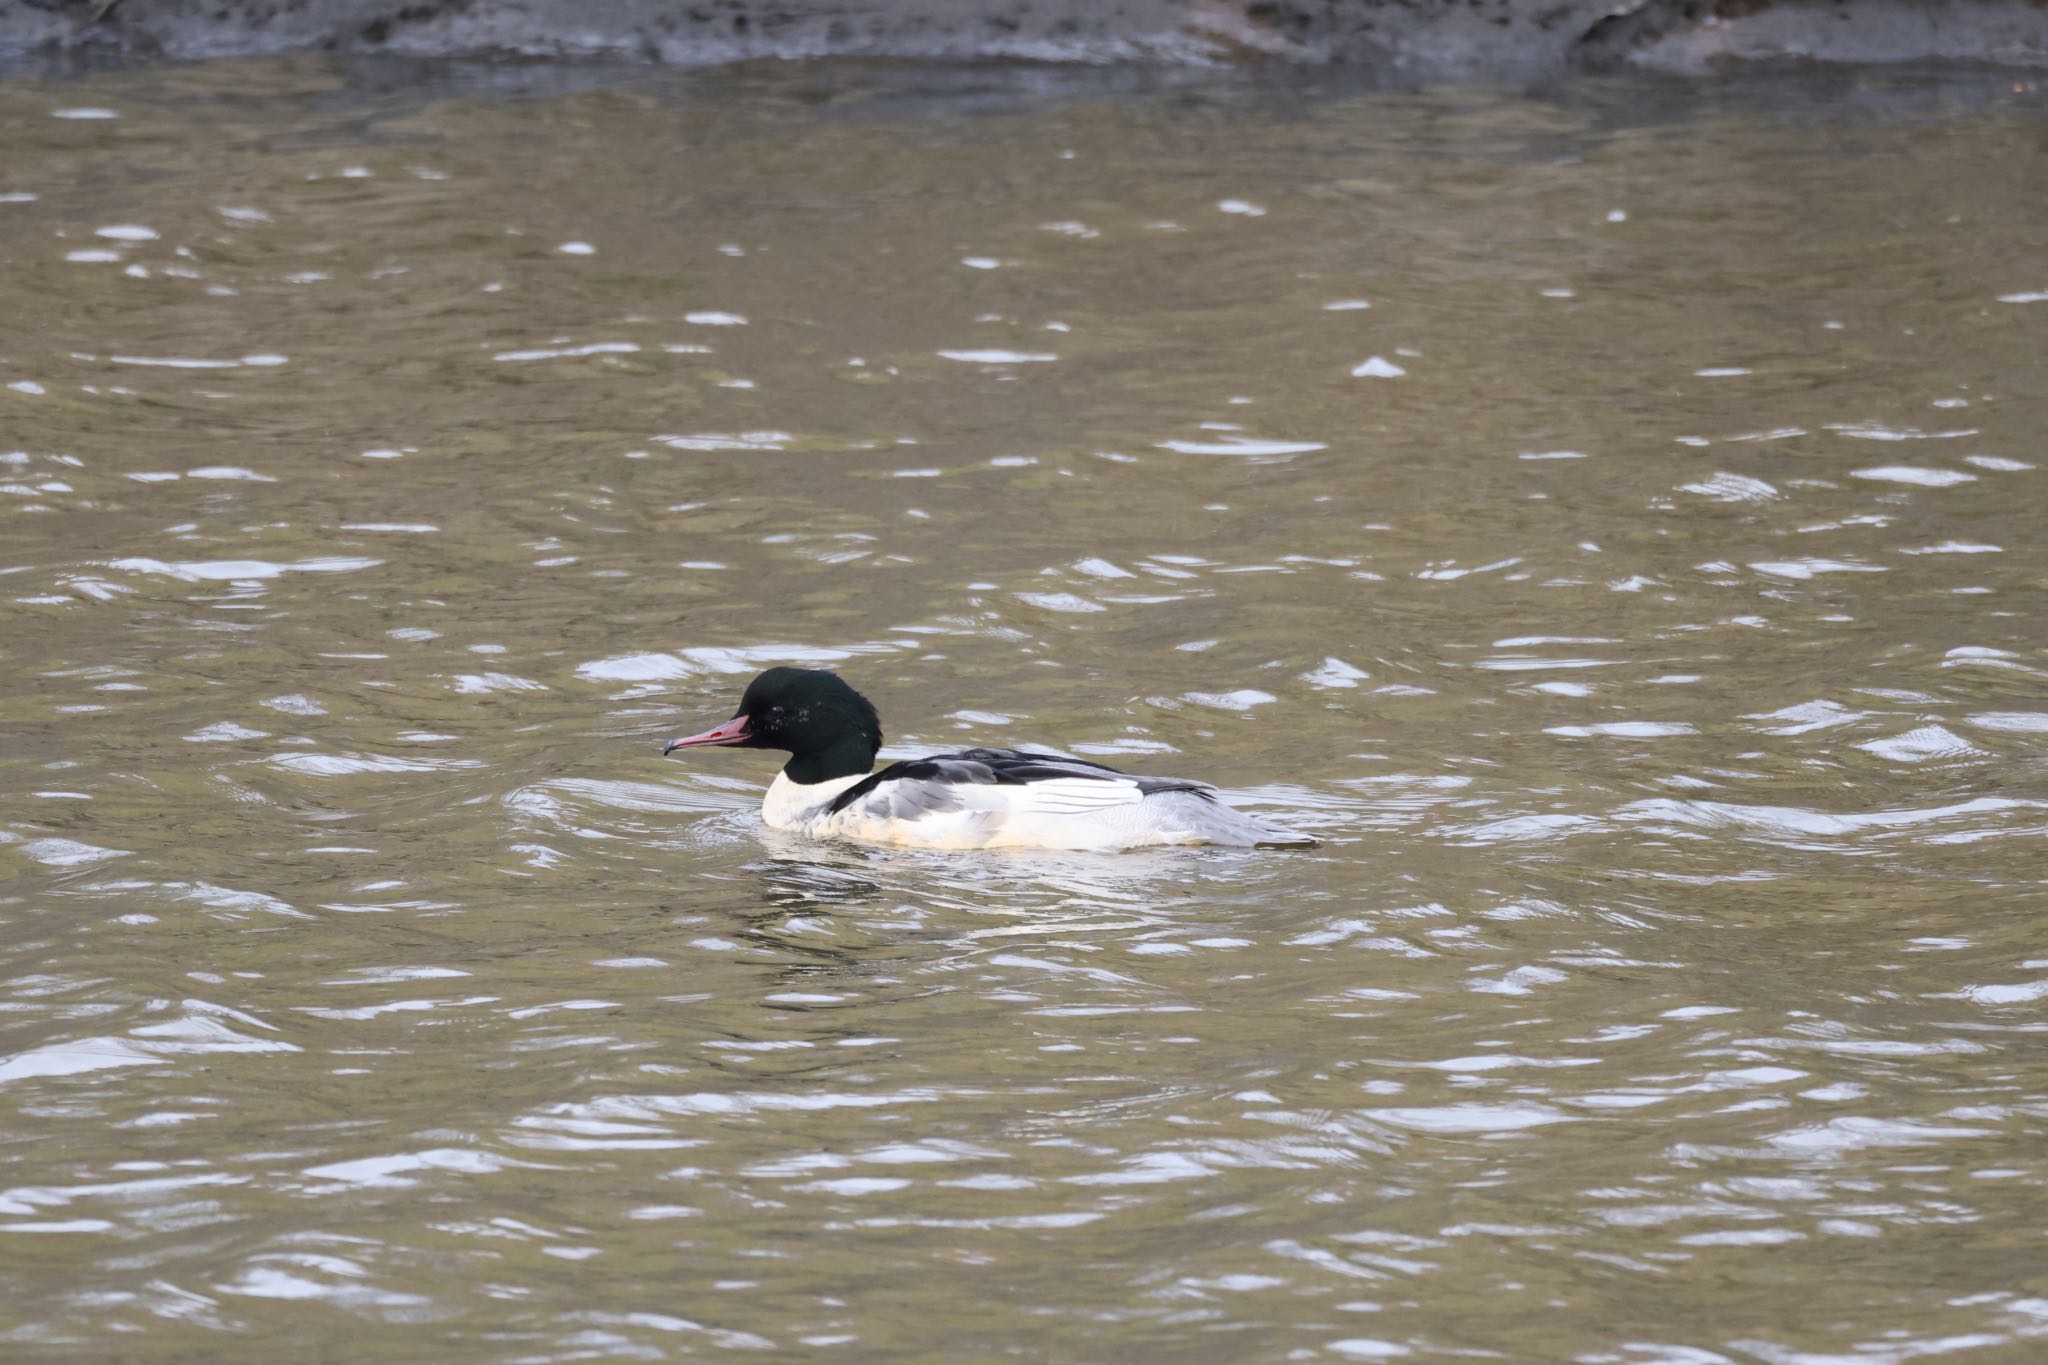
[3, 57, 2047, 1361]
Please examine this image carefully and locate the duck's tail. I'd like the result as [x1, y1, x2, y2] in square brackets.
[1149, 790, 1318, 848]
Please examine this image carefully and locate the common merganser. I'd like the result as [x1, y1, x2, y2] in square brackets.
[663, 667, 1315, 851]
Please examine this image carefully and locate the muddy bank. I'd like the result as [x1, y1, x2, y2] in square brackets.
[3, 0, 2047, 78]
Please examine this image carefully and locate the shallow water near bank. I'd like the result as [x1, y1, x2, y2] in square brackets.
[2, 56, 2046, 1361]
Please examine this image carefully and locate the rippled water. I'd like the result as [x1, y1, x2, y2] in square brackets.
[3, 56, 2047, 1361]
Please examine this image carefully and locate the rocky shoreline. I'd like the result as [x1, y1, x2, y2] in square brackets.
[3, 0, 2046, 79]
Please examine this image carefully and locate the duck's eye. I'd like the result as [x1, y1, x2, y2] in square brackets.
[770, 704, 786, 721]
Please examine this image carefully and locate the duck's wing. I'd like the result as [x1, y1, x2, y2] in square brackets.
[824, 748, 1215, 825]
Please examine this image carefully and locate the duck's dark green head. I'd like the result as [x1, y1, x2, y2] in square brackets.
[663, 667, 882, 784]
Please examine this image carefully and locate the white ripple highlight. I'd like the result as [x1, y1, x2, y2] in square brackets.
[1851, 466, 1977, 487]
[110, 557, 380, 582]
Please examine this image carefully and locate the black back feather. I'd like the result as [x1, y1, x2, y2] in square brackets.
[826, 747, 1213, 816]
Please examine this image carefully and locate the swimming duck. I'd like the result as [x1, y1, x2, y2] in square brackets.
[663, 667, 1315, 851]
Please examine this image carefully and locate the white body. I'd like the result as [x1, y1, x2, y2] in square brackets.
[762, 769, 1298, 851]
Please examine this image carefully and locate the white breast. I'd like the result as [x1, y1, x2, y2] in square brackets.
[762, 770, 866, 830]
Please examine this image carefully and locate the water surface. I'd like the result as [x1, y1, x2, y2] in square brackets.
[2, 57, 2047, 1362]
